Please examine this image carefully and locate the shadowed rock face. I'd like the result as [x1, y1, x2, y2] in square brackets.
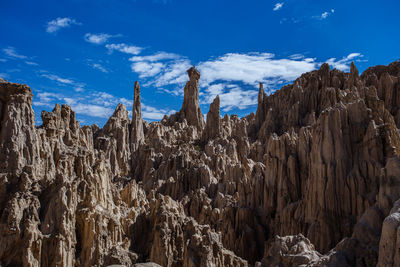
[202, 95, 221, 143]
[0, 61, 400, 267]
[167, 66, 204, 130]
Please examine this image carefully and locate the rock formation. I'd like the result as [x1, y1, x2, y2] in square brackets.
[168, 66, 204, 130]
[202, 95, 221, 143]
[0, 60, 400, 267]
[131, 81, 145, 152]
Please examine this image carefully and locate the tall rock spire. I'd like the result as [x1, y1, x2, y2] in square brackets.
[345, 61, 361, 88]
[180, 66, 204, 129]
[318, 63, 331, 88]
[202, 95, 221, 142]
[255, 82, 266, 130]
[131, 81, 144, 151]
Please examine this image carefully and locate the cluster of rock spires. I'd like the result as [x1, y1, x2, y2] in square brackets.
[0, 60, 400, 267]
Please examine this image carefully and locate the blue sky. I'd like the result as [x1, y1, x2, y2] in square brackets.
[1, 0, 399, 126]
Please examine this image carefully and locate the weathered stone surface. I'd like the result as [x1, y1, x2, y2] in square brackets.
[167, 66, 204, 130]
[131, 81, 145, 152]
[261, 234, 322, 266]
[1, 61, 400, 267]
[202, 95, 221, 143]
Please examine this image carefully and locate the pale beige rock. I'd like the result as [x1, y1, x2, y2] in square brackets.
[202, 95, 221, 143]
[1, 61, 400, 267]
[167, 66, 204, 130]
[131, 81, 145, 152]
[261, 234, 322, 267]
[378, 199, 400, 267]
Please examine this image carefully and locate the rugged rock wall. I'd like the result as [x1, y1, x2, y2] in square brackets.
[0, 61, 399, 267]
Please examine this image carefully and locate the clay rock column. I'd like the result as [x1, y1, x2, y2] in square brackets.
[255, 82, 266, 130]
[202, 95, 221, 142]
[131, 81, 144, 151]
[180, 66, 204, 129]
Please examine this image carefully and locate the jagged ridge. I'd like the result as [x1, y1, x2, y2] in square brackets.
[0, 60, 400, 267]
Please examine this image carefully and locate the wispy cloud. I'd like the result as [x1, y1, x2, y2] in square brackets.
[41, 73, 74, 85]
[3, 46, 27, 59]
[46, 17, 81, 33]
[131, 61, 165, 77]
[325, 53, 363, 71]
[92, 63, 108, 73]
[74, 86, 84, 92]
[40, 72, 86, 92]
[281, 9, 335, 24]
[84, 33, 116, 44]
[106, 43, 143, 55]
[316, 9, 335, 20]
[130, 52, 180, 62]
[129, 52, 191, 87]
[0, 58, 7, 62]
[25, 61, 38, 66]
[273, 2, 284, 11]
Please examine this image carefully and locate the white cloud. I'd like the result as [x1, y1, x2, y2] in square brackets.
[127, 51, 318, 111]
[40, 72, 86, 92]
[197, 52, 317, 86]
[46, 17, 81, 33]
[106, 43, 143, 55]
[0, 58, 7, 62]
[325, 53, 363, 71]
[3, 46, 27, 59]
[92, 63, 108, 73]
[289, 54, 305, 60]
[68, 103, 114, 119]
[41, 73, 74, 85]
[84, 33, 113, 44]
[131, 61, 164, 77]
[273, 2, 284, 11]
[154, 59, 191, 87]
[25, 61, 38, 66]
[34, 92, 63, 108]
[317, 9, 335, 20]
[129, 52, 191, 88]
[142, 103, 176, 120]
[130, 52, 180, 62]
[127, 51, 319, 110]
[203, 83, 258, 112]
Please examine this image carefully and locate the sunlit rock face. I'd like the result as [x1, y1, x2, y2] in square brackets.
[0, 62, 400, 267]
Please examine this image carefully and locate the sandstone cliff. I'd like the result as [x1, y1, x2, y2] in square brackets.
[0, 61, 399, 267]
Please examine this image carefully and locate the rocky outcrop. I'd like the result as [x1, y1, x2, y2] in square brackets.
[1, 61, 400, 266]
[132, 193, 247, 267]
[95, 103, 131, 177]
[261, 234, 323, 266]
[378, 199, 400, 266]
